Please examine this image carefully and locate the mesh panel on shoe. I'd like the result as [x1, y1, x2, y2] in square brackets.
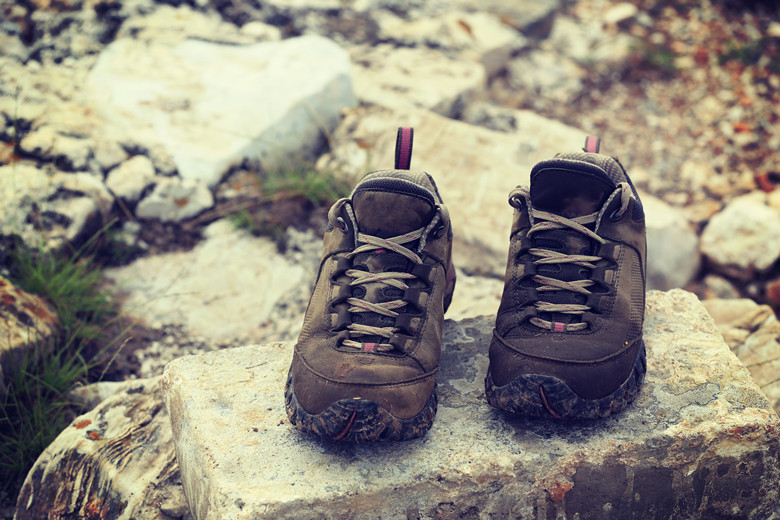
[554, 152, 644, 221]
[354, 169, 442, 204]
[627, 250, 645, 340]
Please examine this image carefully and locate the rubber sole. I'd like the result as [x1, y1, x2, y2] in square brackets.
[284, 369, 438, 442]
[484, 341, 647, 420]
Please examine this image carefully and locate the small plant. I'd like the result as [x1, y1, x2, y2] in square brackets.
[225, 163, 352, 245]
[0, 233, 124, 501]
[260, 163, 352, 205]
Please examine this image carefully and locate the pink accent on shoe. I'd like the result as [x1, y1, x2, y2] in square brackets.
[395, 127, 414, 169]
[363, 343, 376, 352]
[373, 248, 386, 254]
[553, 322, 565, 332]
[445, 263, 456, 291]
[584, 136, 600, 154]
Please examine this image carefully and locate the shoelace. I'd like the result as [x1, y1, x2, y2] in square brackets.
[510, 183, 632, 332]
[341, 228, 424, 352]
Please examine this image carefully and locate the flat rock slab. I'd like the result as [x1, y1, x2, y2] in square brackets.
[162, 290, 780, 520]
[86, 34, 355, 187]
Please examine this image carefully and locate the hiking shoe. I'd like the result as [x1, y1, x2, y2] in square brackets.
[285, 127, 456, 441]
[485, 137, 647, 419]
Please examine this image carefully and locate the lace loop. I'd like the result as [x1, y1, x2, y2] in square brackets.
[340, 227, 426, 352]
[514, 183, 633, 332]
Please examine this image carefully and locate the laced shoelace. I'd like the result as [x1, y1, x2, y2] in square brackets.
[510, 183, 633, 332]
[340, 228, 424, 352]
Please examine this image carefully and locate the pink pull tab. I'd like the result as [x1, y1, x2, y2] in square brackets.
[395, 127, 414, 169]
[584, 136, 601, 154]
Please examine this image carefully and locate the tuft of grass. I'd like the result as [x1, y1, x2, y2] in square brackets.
[226, 163, 352, 245]
[9, 245, 115, 342]
[0, 235, 123, 501]
[259, 163, 353, 205]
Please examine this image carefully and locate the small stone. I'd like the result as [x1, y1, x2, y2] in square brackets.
[603, 2, 639, 25]
[51, 171, 114, 217]
[699, 274, 740, 300]
[93, 138, 127, 172]
[135, 177, 214, 222]
[19, 126, 94, 171]
[506, 50, 585, 103]
[642, 193, 700, 291]
[700, 192, 780, 278]
[240, 21, 282, 40]
[106, 155, 156, 203]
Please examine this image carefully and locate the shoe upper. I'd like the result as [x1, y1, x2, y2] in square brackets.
[290, 169, 455, 420]
[490, 150, 647, 400]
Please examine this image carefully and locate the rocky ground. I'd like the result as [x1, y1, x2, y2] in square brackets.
[1, 0, 780, 517]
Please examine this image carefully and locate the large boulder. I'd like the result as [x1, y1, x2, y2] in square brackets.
[700, 192, 780, 281]
[703, 298, 780, 415]
[14, 377, 191, 520]
[162, 290, 780, 520]
[85, 34, 356, 188]
[318, 105, 586, 277]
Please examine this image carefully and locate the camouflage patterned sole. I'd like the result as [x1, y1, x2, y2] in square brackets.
[484, 342, 646, 420]
[284, 369, 438, 442]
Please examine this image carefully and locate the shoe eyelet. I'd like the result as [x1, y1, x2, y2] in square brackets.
[509, 195, 524, 210]
[608, 209, 623, 222]
[432, 224, 445, 239]
[336, 216, 349, 233]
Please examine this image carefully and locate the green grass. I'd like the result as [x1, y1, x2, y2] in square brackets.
[227, 163, 352, 242]
[259, 163, 353, 205]
[0, 238, 121, 501]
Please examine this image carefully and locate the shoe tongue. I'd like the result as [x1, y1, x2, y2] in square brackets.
[530, 157, 617, 218]
[352, 185, 436, 238]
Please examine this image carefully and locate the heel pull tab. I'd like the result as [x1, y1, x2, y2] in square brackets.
[395, 127, 414, 169]
[584, 136, 601, 154]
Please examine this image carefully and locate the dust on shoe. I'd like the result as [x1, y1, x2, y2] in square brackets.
[285, 128, 456, 441]
[486, 136, 647, 419]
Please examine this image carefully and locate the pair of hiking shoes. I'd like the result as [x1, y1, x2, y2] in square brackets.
[285, 128, 647, 442]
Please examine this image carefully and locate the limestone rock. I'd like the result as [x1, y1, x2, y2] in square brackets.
[0, 276, 58, 398]
[350, 45, 485, 117]
[86, 35, 356, 187]
[18, 125, 94, 171]
[700, 192, 780, 279]
[445, 269, 503, 321]
[376, 11, 527, 76]
[104, 220, 306, 345]
[506, 50, 586, 103]
[454, 0, 560, 40]
[135, 176, 213, 222]
[162, 290, 780, 520]
[0, 162, 97, 248]
[642, 193, 700, 290]
[703, 298, 780, 415]
[106, 155, 157, 203]
[14, 377, 193, 520]
[319, 105, 586, 277]
[50, 171, 114, 217]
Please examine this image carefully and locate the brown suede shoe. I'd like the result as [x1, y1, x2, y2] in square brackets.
[285, 128, 456, 441]
[486, 137, 647, 419]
